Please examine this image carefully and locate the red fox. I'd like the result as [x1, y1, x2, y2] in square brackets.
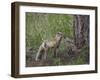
[35, 32, 63, 61]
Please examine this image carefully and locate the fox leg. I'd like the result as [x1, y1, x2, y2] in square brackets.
[35, 46, 43, 61]
[42, 48, 48, 60]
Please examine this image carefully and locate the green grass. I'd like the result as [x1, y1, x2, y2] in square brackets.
[26, 12, 73, 49]
[26, 12, 89, 66]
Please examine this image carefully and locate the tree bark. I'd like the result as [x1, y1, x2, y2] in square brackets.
[73, 15, 89, 49]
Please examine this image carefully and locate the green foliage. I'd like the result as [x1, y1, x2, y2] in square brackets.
[26, 12, 73, 49]
[53, 58, 62, 65]
[67, 44, 89, 65]
[26, 12, 89, 66]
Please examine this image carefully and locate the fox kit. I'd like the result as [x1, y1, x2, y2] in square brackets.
[35, 32, 63, 61]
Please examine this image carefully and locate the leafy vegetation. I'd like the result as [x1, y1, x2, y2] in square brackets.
[26, 12, 89, 67]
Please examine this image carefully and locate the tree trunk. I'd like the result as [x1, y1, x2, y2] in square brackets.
[73, 15, 89, 49]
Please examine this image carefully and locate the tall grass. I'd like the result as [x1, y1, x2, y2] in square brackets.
[26, 12, 73, 50]
[26, 12, 89, 66]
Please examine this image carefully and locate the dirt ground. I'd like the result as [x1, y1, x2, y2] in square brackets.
[26, 48, 80, 67]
